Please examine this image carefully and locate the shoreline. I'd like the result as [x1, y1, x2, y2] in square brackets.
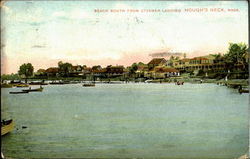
[1, 78, 249, 84]
[1, 78, 249, 90]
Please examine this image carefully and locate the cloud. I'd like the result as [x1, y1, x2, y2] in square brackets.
[2, 1, 248, 75]
[28, 21, 48, 26]
[31, 45, 46, 48]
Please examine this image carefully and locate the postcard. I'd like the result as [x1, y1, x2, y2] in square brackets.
[1, 0, 249, 159]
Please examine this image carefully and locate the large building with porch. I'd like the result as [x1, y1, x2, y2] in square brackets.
[174, 55, 226, 71]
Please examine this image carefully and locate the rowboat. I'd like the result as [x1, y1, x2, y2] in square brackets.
[9, 91, 29, 94]
[1, 119, 14, 136]
[238, 85, 249, 94]
[83, 83, 95, 87]
[23, 87, 43, 92]
[239, 88, 249, 94]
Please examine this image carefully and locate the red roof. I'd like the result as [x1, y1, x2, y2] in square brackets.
[37, 69, 46, 73]
[110, 66, 124, 69]
[148, 58, 166, 65]
[71, 66, 78, 70]
[84, 67, 92, 71]
[190, 57, 209, 60]
[92, 68, 106, 73]
[45, 67, 59, 73]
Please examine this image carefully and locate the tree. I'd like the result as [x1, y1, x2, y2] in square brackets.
[211, 53, 223, 63]
[1, 73, 21, 81]
[168, 56, 175, 67]
[58, 61, 73, 77]
[224, 43, 248, 70]
[92, 65, 102, 71]
[58, 61, 63, 67]
[82, 65, 87, 69]
[18, 63, 34, 83]
[138, 62, 145, 66]
[170, 56, 175, 61]
[129, 63, 138, 74]
[211, 53, 222, 58]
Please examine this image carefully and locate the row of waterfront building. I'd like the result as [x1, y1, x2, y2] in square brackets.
[34, 53, 249, 79]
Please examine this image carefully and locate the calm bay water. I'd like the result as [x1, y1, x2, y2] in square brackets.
[1, 83, 249, 158]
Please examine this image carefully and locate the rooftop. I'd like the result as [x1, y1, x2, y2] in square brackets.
[45, 67, 59, 73]
[148, 58, 166, 65]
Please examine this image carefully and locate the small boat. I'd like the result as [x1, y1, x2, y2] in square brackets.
[9, 91, 29, 94]
[145, 80, 154, 83]
[239, 88, 249, 94]
[239, 89, 249, 93]
[1, 119, 14, 136]
[23, 86, 43, 92]
[238, 86, 249, 94]
[13, 84, 29, 87]
[83, 83, 95, 87]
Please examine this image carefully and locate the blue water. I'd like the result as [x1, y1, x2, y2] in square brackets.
[1, 83, 249, 158]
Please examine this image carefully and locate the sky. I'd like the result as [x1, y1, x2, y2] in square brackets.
[0, 0, 248, 74]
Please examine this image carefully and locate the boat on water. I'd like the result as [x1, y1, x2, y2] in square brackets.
[239, 89, 249, 94]
[14, 84, 29, 87]
[1, 119, 14, 136]
[238, 87, 249, 94]
[9, 91, 29, 94]
[83, 83, 95, 87]
[23, 86, 44, 92]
